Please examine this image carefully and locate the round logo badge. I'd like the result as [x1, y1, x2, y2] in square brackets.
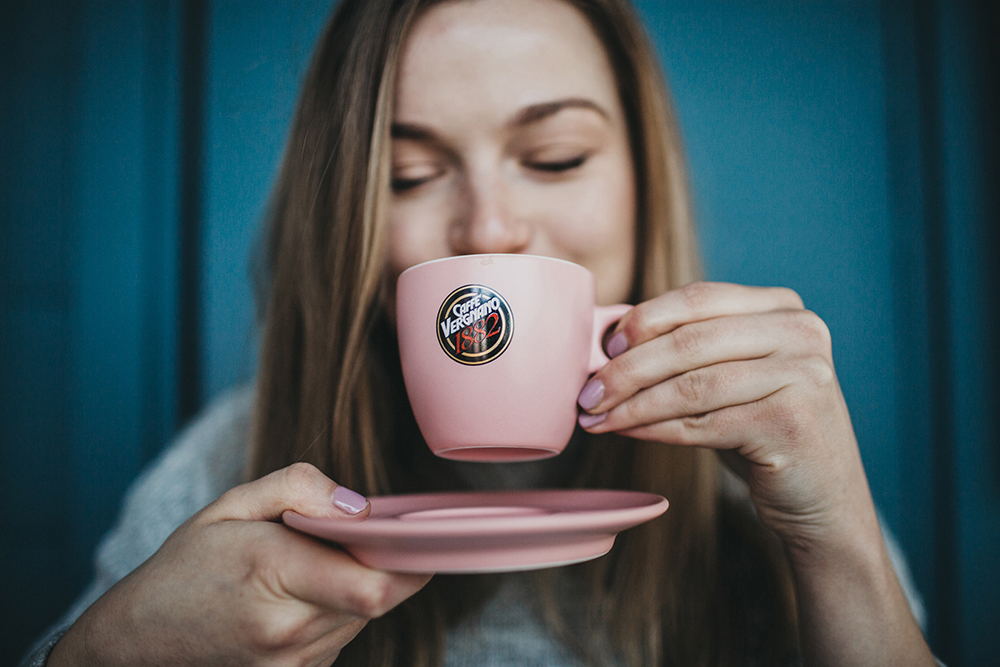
[436, 284, 514, 365]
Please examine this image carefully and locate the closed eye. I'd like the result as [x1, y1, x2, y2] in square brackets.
[391, 175, 435, 192]
[525, 155, 587, 173]
[391, 164, 444, 193]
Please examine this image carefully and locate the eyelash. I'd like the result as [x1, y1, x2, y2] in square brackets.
[391, 176, 433, 193]
[391, 154, 589, 192]
[525, 155, 587, 172]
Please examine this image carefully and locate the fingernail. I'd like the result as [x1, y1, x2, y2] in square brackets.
[606, 332, 628, 359]
[578, 411, 607, 429]
[333, 486, 367, 515]
[577, 378, 605, 411]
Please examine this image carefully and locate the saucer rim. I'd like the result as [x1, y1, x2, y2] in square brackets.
[283, 488, 668, 540]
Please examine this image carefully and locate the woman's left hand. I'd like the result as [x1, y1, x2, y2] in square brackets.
[578, 280, 939, 666]
[577, 280, 873, 552]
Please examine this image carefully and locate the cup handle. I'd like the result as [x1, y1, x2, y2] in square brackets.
[588, 304, 633, 374]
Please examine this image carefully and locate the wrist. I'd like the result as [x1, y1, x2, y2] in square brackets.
[47, 620, 94, 667]
[781, 501, 886, 574]
[753, 449, 884, 573]
[48, 574, 139, 667]
[786, 516, 896, 610]
[784, 510, 934, 667]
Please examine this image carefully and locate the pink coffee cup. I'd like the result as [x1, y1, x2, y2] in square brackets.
[396, 254, 631, 462]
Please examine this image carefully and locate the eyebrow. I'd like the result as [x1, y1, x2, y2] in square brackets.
[390, 97, 611, 143]
[390, 123, 438, 142]
[509, 98, 610, 127]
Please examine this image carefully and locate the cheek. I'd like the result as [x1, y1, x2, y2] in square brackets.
[541, 157, 636, 304]
[386, 201, 450, 277]
[545, 162, 635, 256]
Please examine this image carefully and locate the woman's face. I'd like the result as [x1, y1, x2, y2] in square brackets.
[387, 0, 637, 306]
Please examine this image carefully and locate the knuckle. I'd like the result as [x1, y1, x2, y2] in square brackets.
[671, 323, 704, 359]
[680, 411, 714, 433]
[619, 393, 645, 425]
[774, 286, 805, 309]
[348, 575, 395, 619]
[763, 395, 814, 443]
[678, 281, 714, 312]
[282, 462, 323, 493]
[610, 351, 640, 392]
[802, 354, 835, 388]
[249, 609, 312, 653]
[198, 484, 249, 524]
[212, 486, 243, 511]
[675, 370, 708, 407]
[623, 302, 653, 342]
[792, 310, 832, 352]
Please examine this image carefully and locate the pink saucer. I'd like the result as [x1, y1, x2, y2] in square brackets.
[282, 489, 668, 574]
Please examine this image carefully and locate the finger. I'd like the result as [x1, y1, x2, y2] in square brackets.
[608, 282, 803, 356]
[582, 312, 787, 414]
[612, 397, 781, 451]
[277, 535, 432, 618]
[197, 463, 371, 524]
[613, 404, 751, 450]
[580, 357, 793, 434]
[614, 385, 824, 465]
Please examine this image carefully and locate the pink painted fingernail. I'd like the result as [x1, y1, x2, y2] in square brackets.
[333, 486, 367, 515]
[577, 378, 605, 411]
[578, 411, 607, 428]
[606, 332, 628, 359]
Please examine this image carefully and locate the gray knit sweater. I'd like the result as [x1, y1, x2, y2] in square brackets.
[20, 386, 927, 666]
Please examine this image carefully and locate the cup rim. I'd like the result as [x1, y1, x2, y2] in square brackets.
[398, 253, 590, 279]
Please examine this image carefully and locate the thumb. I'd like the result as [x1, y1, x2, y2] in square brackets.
[196, 462, 371, 524]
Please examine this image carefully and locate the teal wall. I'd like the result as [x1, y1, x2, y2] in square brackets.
[2, 0, 997, 664]
[2, 0, 181, 657]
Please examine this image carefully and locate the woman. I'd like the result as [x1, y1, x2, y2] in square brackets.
[29, 0, 936, 665]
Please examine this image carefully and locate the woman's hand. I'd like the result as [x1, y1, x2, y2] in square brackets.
[577, 281, 868, 548]
[577, 281, 936, 667]
[49, 463, 431, 667]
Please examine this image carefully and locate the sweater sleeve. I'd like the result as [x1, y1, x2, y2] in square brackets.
[879, 513, 927, 631]
[17, 386, 254, 667]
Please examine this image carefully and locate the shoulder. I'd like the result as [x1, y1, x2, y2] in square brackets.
[141, 384, 256, 506]
[95, 385, 256, 577]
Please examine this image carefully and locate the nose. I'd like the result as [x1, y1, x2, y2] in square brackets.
[449, 169, 531, 255]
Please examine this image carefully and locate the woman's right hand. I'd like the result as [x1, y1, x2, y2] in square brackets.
[48, 463, 432, 667]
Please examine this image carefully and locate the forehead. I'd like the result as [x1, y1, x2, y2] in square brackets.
[395, 0, 621, 126]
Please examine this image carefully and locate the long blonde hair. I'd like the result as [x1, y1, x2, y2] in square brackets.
[250, 0, 796, 664]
